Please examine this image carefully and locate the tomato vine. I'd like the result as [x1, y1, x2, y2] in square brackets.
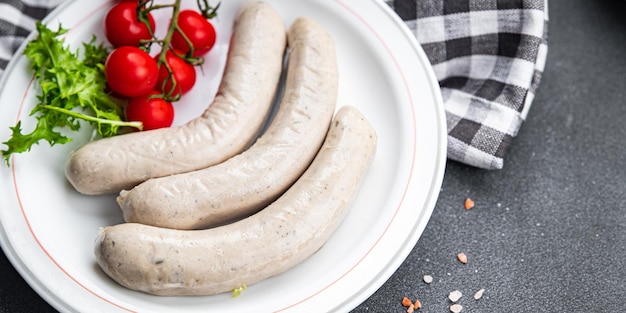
[135, 0, 220, 102]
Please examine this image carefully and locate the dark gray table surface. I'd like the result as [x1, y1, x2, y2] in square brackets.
[2, 0, 625, 312]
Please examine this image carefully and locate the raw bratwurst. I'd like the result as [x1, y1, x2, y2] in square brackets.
[65, 1, 286, 195]
[94, 105, 378, 296]
[118, 16, 339, 230]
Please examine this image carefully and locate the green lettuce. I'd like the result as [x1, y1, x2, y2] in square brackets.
[1, 22, 141, 165]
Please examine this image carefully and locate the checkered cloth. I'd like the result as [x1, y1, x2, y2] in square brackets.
[0, 0, 62, 75]
[386, 0, 549, 169]
[0, 0, 548, 169]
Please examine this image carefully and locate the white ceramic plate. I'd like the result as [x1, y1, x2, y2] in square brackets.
[0, 0, 446, 312]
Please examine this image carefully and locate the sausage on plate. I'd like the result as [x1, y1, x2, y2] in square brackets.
[94, 105, 378, 296]
[65, 1, 287, 195]
[118, 17, 338, 230]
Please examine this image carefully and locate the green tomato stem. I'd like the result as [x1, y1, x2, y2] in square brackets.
[136, 0, 220, 102]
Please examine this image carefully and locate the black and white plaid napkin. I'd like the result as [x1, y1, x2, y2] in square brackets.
[0, 0, 548, 170]
[386, 0, 549, 169]
[0, 0, 61, 74]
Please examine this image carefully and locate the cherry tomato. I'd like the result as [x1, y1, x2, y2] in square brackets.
[105, 46, 159, 98]
[104, 2, 155, 48]
[155, 50, 197, 98]
[126, 91, 174, 130]
[171, 10, 216, 57]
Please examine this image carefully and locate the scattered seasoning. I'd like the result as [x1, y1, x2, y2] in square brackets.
[474, 288, 485, 300]
[402, 296, 422, 312]
[448, 290, 462, 302]
[423, 275, 433, 284]
[413, 299, 422, 309]
[450, 303, 463, 313]
[402, 296, 412, 307]
[398, 199, 490, 312]
[402, 296, 415, 313]
[464, 198, 475, 210]
[457, 252, 468, 264]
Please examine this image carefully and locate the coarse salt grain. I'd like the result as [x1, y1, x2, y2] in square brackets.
[414, 299, 422, 309]
[423, 275, 433, 284]
[448, 290, 462, 302]
[464, 198, 474, 210]
[457, 252, 468, 264]
[402, 297, 412, 307]
[450, 303, 463, 313]
[474, 288, 485, 300]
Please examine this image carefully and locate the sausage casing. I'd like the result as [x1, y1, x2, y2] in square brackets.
[94, 105, 377, 296]
[117, 17, 338, 230]
[65, 1, 286, 195]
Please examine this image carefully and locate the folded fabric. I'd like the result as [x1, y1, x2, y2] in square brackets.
[0, 0, 62, 77]
[0, 0, 548, 170]
[386, 0, 549, 169]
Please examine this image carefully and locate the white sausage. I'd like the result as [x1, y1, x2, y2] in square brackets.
[65, 1, 286, 195]
[117, 17, 338, 230]
[94, 105, 377, 296]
